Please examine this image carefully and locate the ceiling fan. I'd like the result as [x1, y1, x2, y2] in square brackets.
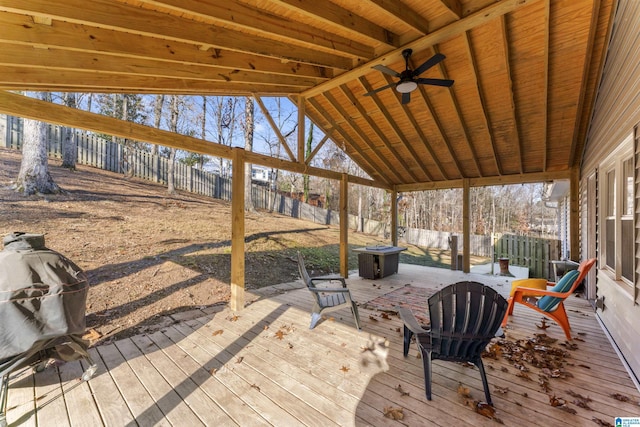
[364, 49, 454, 104]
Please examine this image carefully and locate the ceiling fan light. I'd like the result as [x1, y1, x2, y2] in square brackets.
[396, 80, 417, 93]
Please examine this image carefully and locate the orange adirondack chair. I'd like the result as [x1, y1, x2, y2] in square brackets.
[501, 258, 596, 340]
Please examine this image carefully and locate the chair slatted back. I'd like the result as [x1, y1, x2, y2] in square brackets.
[428, 281, 507, 361]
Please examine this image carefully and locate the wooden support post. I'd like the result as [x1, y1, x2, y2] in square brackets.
[570, 166, 580, 262]
[462, 178, 470, 273]
[391, 188, 398, 247]
[230, 148, 245, 311]
[340, 173, 349, 278]
[298, 96, 305, 163]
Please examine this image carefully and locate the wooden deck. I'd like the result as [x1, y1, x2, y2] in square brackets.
[5, 264, 640, 426]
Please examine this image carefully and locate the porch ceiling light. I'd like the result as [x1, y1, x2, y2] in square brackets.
[396, 80, 418, 93]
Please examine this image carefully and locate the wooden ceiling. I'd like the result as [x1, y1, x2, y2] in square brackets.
[0, 0, 615, 191]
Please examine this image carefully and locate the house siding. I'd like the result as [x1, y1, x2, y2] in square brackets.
[581, 0, 640, 383]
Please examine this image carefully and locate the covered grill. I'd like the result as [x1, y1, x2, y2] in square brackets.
[0, 232, 96, 427]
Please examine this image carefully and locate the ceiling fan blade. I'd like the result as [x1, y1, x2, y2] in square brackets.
[416, 78, 454, 87]
[401, 92, 411, 104]
[373, 64, 400, 77]
[412, 53, 446, 77]
[363, 82, 396, 96]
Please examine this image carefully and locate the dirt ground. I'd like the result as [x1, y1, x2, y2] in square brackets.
[0, 148, 404, 345]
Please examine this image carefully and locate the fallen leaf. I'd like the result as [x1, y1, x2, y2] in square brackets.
[395, 384, 410, 397]
[536, 318, 550, 330]
[236, 357, 244, 364]
[380, 312, 391, 320]
[592, 417, 614, 427]
[457, 383, 471, 398]
[494, 385, 509, 395]
[340, 365, 350, 373]
[475, 401, 497, 419]
[227, 315, 239, 322]
[263, 325, 269, 331]
[209, 368, 217, 375]
[383, 406, 404, 420]
[610, 393, 630, 402]
[251, 384, 261, 392]
[212, 329, 224, 336]
[288, 343, 294, 349]
[369, 315, 378, 322]
[274, 330, 286, 340]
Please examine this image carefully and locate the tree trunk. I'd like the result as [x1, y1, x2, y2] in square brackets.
[151, 94, 164, 156]
[243, 97, 255, 212]
[61, 93, 77, 170]
[15, 97, 62, 195]
[167, 95, 178, 194]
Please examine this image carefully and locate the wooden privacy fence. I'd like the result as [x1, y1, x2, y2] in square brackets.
[494, 234, 561, 280]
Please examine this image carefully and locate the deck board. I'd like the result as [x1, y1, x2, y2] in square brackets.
[5, 264, 640, 426]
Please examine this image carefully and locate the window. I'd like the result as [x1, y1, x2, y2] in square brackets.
[600, 133, 634, 286]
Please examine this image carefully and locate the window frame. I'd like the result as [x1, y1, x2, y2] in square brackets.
[598, 132, 635, 290]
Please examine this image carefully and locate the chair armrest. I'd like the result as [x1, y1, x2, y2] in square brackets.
[512, 287, 572, 299]
[309, 277, 347, 288]
[308, 287, 351, 294]
[397, 306, 430, 334]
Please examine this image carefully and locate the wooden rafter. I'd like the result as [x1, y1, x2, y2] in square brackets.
[322, 91, 401, 183]
[438, 0, 463, 20]
[365, 0, 430, 35]
[270, 0, 399, 48]
[498, 15, 523, 175]
[463, 31, 502, 175]
[254, 96, 296, 162]
[338, 84, 420, 182]
[357, 77, 435, 182]
[332, 87, 400, 181]
[379, 73, 450, 180]
[303, 0, 540, 98]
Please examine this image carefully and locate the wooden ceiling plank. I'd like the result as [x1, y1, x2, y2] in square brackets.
[323, 91, 403, 183]
[365, 0, 430, 35]
[430, 45, 483, 177]
[135, 0, 374, 60]
[254, 95, 296, 162]
[270, 0, 398, 48]
[463, 31, 502, 175]
[338, 83, 420, 182]
[569, 0, 602, 169]
[303, 0, 541, 98]
[379, 73, 450, 180]
[0, 44, 324, 88]
[1, 0, 352, 69]
[499, 15, 524, 174]
[0, 12, 331, 79]
[358, 76, 435, 181]
[307, 97, 391, 186]
[543, 0, 550, 171]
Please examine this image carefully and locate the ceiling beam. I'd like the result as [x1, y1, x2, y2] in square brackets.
[397, 169, 571, 192]
[0, 0, 353, 69]
[0, 90, 386, 189]
[542, 0, 551, 171]
[270, 0, 398, 48]
[137, 0, 374, 60]
[302, 0, 542, 98]
[438, 0, 463, 20]
[365, 0, 430, 35]
[0, 12, 332, 80]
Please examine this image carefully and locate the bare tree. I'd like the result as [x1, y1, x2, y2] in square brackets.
[167, 95, 178, 194]
[243, 97, 255, 212]
[151, 94, 164, 156]
[61, 92, 77, 170]
[14, 93, 62, 195]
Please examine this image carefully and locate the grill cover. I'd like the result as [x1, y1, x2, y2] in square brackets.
[0, 232, 88, 361]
